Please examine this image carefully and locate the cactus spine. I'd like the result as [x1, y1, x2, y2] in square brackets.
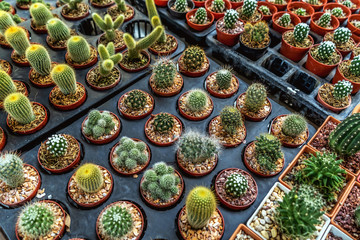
[225, 173, 248, 197]
[0, 70, 16, 101]
[98, 42, 122, 77]
[83, 110, 116, 139]
[99, 205, 133, 238]
[145, 0, 167, 43]
[4, 93, 35, 124]
[46, 18, 71, 42]
[220, 106, 243, 135]
[244, 83, 267, 112]
[67, 36, 91, 63]
[216, 69, 232, 90]
[0, 152, 24, 188]
[334, 27, 351, 44]
[318, 13, 331, 27]
[333, 80, 353, 100]
[92, 13, 124, 41]
[182, 46, 206, 71]
[350, 56, 360, 77]
[46, 134, 68, 157]
[124, 89, 147, 110]
[175, 0, 187, 12]
[29, 3, 53, 27]
[5, 26, 30, 56]
[51, 64, 77, 95]
[25, 44, 52, 76]
[293, 23, 310, 43]
[331, 7, 344, 17]
[153, 59, 177, 89]
[259, 5, 270, 15]
[113, 137, 148, 169]
[317, 41, 336, 61]
[75, 163, 104, 193]
[0, 10, 16, 35]
[153, 113, 174, 133]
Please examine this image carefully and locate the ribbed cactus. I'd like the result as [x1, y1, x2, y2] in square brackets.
[0, 70, 16, 101]
[4, 93, 35, 124]
[259, 5, 270, 15]
[153, 113, 175, 133]
[185, 89, 208, 112]
[318, 13, 331, 28]
[342, 0, 352, 8]
[186, 186, 216, 229]
[225, 173, 248, 197]
[51, 64, 77, 95]
[224, 9, 239, 29]
[0, 11, 16, 35]
[293, 23, 310, 43]
[115, 0, 127, 12]
[175, 0, 187, 12]
[334, 27, 351, 44]
[75, 163, 104, 193]
[278, 13, 291, 27]
[61, 0, 82, 10]
[182, 46, 206, 71]
[67, 36, 91, 63]
[281, 114, 307, 137]
[244, 21, 269, 43]
[83, 110, 116, 139]
[295, 8, 307, 16]
[145, 0, 166, 43]
[350, 56, 360, 77]
[212, 0, 225, 13]
[242, 0, 257, 18]
[113, 137, 148, 169]
[29, 3, 53, 27]
[25, 44, 52, 76]
[153, 59, 177, 89]
[220, 106, 243, 135]
[98, 43, 122, 77]
[331, 7, 344, 18]
[46, 18, 71, 42]
[5, 26, 30, 56]
[124, 89, 147, 110]
[244, 83, 267, 112]
[355, 205, 360, 227]
[194, 7, 207, 24]
[328, 113, 360, 156]
[92, 13, 124, 42]
[333, 80, 353, 100]
[255, 133, 282, 171]
[0, 152, 24, 188]
[317, 41, 335, 61]
[46, 134, 68, 157]
[99, 205, 133, 238]
[216, 69, 232, 90]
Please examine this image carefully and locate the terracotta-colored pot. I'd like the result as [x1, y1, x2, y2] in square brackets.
[307, 115, 340, 148]
[258, 1, 278, 22]
[335, 0, 360, 13]
[236, 93, 272, 122]
[308, 0, 327, 11]
[178, 91, 214, 121]
[323, 3, 351, 24]
[119, 50, 150, 72]
[194, 0, 205, 7]
[148, 34, 178, 55]
[272, 11, 301, 34]
[90, 0, 114, 8]
[317, 87, 351, 113]
[287, 1, 314, 22]
[11, 50, 29, 67]
[266, 0, 288, 11]
[61, 7, 90, 21]
[65, 49, 98, 69]
[205, 0, 232, 19]
[46, 35, 67, 51]
[351, 33, 360, 43]
[86, 67, 121, 91]
[310, 12, 339, 36]
[178, 55, 210, 77]
[347, 14, 360, 38]
[216, 17, 244, 46]
[118, 90, 154, 120]
[49, 83, 87, 110]
[236, 5, 263, 23]
[149, 73, 184, 97]
[0, 127, 5, 151]
[329, 34, 356, 58]
[229, 224, 262, 240]
[280, 30, 314, 62]
[30, 23, 47, 34]
[205, 72, 239, 98]
[305, 44, 342, 77]
[332, 60, 360, 94]
[186, 9, 214, 31]
[176, 150, 218, 177]
[155, 0, 169, 6]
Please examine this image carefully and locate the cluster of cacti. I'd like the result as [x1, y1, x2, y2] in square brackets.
[4, 93, 35, 124]
[212, 0, 225, 13]
[355, 205, 360, 227]
[349, 55, 360, 77]
[153, 113, 174, 133]
[83, 110, 115, 139]
[61, 0, 82, 10]
[46, 18, 71, 42]
[51, 64, 77, 95]
[281, 114, 307, 137]
[113, 137, 148, 170]
[194, 7, 207, 24]
[46, 134, 68, 157]
[0, 2, 11, 12]
[29, 3, 53, 27]
[328, 113, 360, 156]
[295, 7, 307, 16]
[146, 0, 166, 43]
[220, 106, 243, 135]
[115, 0, 127, 12]
[334, 27, 351, 44]
[124, 89, 147, 110]
[0, 70, 16, 101]
[275, 0, 284, 4]
[174, 0, 188, 12]
[244, 21, 269, 43]
[242, 0, 257, 18]
[75, 163, 104, 193]
[141, 162, 180, 201]
[5, 26, 30, 56]
[18, 202, 55, 239]
[293, 23, 310, 43]
[99, 205, 133, 238]
[259, 5, 270, 15]
[186, 186, 216, 229]
[92, 13, 124, 41]
[98, 42, 122, 77]
[317, 41, 336, 61]
[216, 69, 232, 90]
[153, 59, 177, 89]
[224, 9, 239, 29]
[331, 7, 344, 17]
[185, 89, 208, 112]
[67, 36, 91, 63]
[0, 152, 24, 188]
[318, 13, 331, 27]
[278, 13, 291, 27]
[25, 44, 52, 76]
[342, 0, 352, 8]
[333, 80, 353, 100]
[296, 184, 325, 211]
[182, 46, 206, 71]
[0, 11, 16, 35]
[255, 133, 282, 171]
[244, 83, 267, 112]
[225, 173, 248, 197]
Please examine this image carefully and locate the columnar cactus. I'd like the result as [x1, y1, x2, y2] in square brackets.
[244, 21, 269, 43]
[51, 64, 77, 95]
[83, 110, 116, 139]
[98, 43, 122, 77]
[0, 11, 16, 35]
[99, 205, 133, 238]
[220, 106, 243, 135]
[175, 0, 187, 12]
[113, 137, 148, 170]
[194, 7, 207, 24]
[25, 44, 52, 76]
[145, 0, 167, 43]
[355, 205, 360, 227]
[318, 13, 331, 27]
[245, 83, 267, 112]
[255, 133, 282, 171]
[242, 0, 257, 18]
[334, 27, 351, 44]
[5, 26, 30, 56]
[61, 0, 83, 10]
[0, 153, 24, 188]
[153, 59, 177, 89]
[331, 7, 344, 18]
[153, 113, 174, 133]
[259, 5, 270, 15]
[124, 89, 147, 110]
[185, 89, 208, 112]
[92, 13, 124, 41]
[293, 23, 310, 43]
[278, 13, 291, 27]
[4, 93, 35, 124]
[29, 3, 53, 27]
[224, 9, 239, 29]
[225, 173, 248, 197]
[0, 70, 16, 101]
[46, 134, 68, 157]
[186, 186, 216, 229]
[349, 55, 360, 77]
[67, 36, 91, 63]
[75, 163, 104, 193]
[281, 114, 307, 137]
[216, 69, 232, 90]
[333, 80, 353, 100]
[295, 8, 307, 16]
[317, 41, 336, 61]
[212, 0, 225, 13]
[182, 46, 206, 71]
[46, 18, 71, 42]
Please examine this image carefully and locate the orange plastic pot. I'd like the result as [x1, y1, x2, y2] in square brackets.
[323, 3, 351, 24]
[258, 1, 277, 22]
[347, 14, 360, 38]
[216, 17, 244, 46]
[309, 0, 327, 11]
[194, 0, 206, 7]
[272, 11, 301, 34]
[266, 0, 288, 11]
[287, 1, 314, 22]
[186, 9, 214, 31]
[310, 12, 340, 36]
[280, 30, 314, 62]
[335, 0, 360, 13]
[332, 60, 360, 94]
[317, 86, 351, 112]
[205, 0, 231, 19]
[155, 0, 169, 6]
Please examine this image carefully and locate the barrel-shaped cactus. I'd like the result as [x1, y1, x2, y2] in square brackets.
[46, 18, 71, 42]
[51, 64, 77, 95]
[0, 70, 16, 101]
[99, 205, 133, 238]
[124, 89, 147, 110]
[153, 113, 174, 133]
[26, 44, 52, 76]
[220, 106, 243, 135]
[318, 13, 331, 28]
[295, 8, 307, 16]
[224, 9, 239, 29]
[245, 83, 267, 112]
[29, 3, 53, 27]
[182, 46, 206, 71]
[175, 0, 187, 12]
[0, 152, 24, 188]
[259, 5, 270, 15]
[242, 0, 257, 18]
[225, 173, 248, 197]
[216, 69, 232, 90]
[293, 23, 310, 43]
[212, 0, 225, 13]
[317, 41, 335, 61]
[0, 10, 16, 35]
[333, 80, 353, 100]
[92, 13, 124, 41]
[186, 89, 208, 112]
[334, 27, 351, 44]
[5, 26, 30, 56]
[67, 36, 91, 63]
[98, 42, 123, 77]
[350, 56, 360, 77]
[4, 93, 35, 124]
[153, 59, 177, 89]
[278, 13, 291, 27]
[75, 163, 104, 193]
[194, 7, 207, 24]
[281, 114, 307, 137]
[331, 7, 344, 18]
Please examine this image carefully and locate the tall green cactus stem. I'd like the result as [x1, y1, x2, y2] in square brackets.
[216, 69, 232, 90]
[146, 0, 166, 43]
[355, 205, 360, 227]
[182, 46, 206, 71]
[51, 64, 77, 95]
[220, 106, 243, 135]
[61, 0, 82, 10]
[123, 26, 163, 60]
[186, 186, 216, 229]
[334, 27, 351, 44]
[224, 9, 239, 29]
[67, 36, 91, 63]
[0, 70, 16, 101]
[225, 173, 248, 197]
[194, 7, 207, 25]
[333, 80, 353, 100]
[186, 89, 208, 112]
[212, 0, 225, 13]
[46, 18, 71, 42]
[295, 8, 307, 16]
[25, 44, 52, 76]
[153, 59, 177, 89]
[293, 23, 310, 43]
[153, 113, 174, 133]
[245, 83, 267, 112]
[317, 41, 335, 61]
[259, 5, 270, 15]
[75, 163, 104, 193]
[281, 114, 307, 137]
[328, 113, 360, 156]
[5, 26, 30, 56]
[0, 152, 24, 188]
[98, 43, 123, 77]
[30, 3, 53, 27]
[114, 0, 126, 12]
[242, 0, 257, 18]
[4, 93, 35, 124]
[92, 13, 124, 42]
[278, 13, 291, 27]
[318, 13, 331, 27]
[100, 205, 133, 238]
[350, 56, 360, 77]
[331, 7, 344, 18]
[0, 11, 16, 35]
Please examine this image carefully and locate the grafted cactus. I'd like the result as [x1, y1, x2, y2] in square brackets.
[98, 42, 122, 77]
[334, 27, 351, 44]
[92, 13, 124, 41]
[293, 23, 310, 42]
[317, 41, 335, 61]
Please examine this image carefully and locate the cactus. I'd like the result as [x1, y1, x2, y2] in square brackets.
[244, 83, 267, 112]
[92, 13, 124, 42]
[174, 0, 187, 12]
[0, 11, 16, 35]
[244, 21, 269, 43]
[220, 106, 243, 135]
[333, 80, 353, 100]
[153, 59, 177, 89]
[308, 0, 319, 4]
[153, 112, 174, 133]
[186, 186, 216, 229]
[216, 69, 232, 90]
[83, 110, 116, 139]
[113, 137, 148, 169]
[182, 46, 206, 71]
[51, 64, 77, 95]
[278, 13, 291, 27]
[255, 133, 283, 171]
[185, 89, 208, 112]
[46, 134, 68, 157]
[334, 27, 351, 44]
[31, 0, 52, 9]
[75, 163, 104, 193]
[46, 18, 71, 42]
[0, 2, 11, 12]
[0, 70, 16, 101]
[275, 0, 284, 4]
[5, 26, 30, 56]
[98, 42, 122, 77]
[225, 173, 248, 197]
[145, 0, 166, 43]
[259, 5, 270, 15]
[212, 0, 225, 13]
[355, 205, 360, 227]
[25, 44, 52, 76]
[242, 0, 257, 18]
[349, 55, 360, 77]
[99, 205, 133, 238]
[61, 0, 82, 10]
[124, 89, 147, 110]
[18, 202, 55, 239]
[318, 13, 331, 27]
[342, 0, 352, 8]
[296, 184, 325, 211]
[328, 113, 360, 156]
[224, 9, 239, 29]
[114, 0, 127, 12]
[29, 3, 53, 27]
[281, 114, 307, 137]
[317, 41, 336, 61]
[295, 7, 307, 16]
[12, 14, 21, 24]
[141, 162, 180, 201]
[194, 7, 207, 24]
[293, 23, 310, 42]
[4, 93, 35, 124]
[0, 152, 24, 188]
[67, 36, 91, 63]
[331, 7, 344, 18]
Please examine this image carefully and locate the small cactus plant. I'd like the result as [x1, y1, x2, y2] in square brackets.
[255, 133, 283, 171]
[83, 110, 116, 139]
[0, 11, 16, 35]
[185, 89, 208, 112]
[225, 172, 248, 197]
[46, 134, 68, 157]
[342, 0, 352, 8]
[194, 7, 207, 24]
[244, 83, 267, 112]
[355, 205, 360, 227]
[174, 0, 187, 12]
[25, 44, 52, 76]
[113, 137, 148, 170]
[98, 42, 123, 77]
[331, 7, 344, 17]
[5, 26, 30, 56]
[224, 9, 239, 29]
[318, 13, 331, 28]
[278, 13, 291, 27]
[114, 0, 127, 12]
[296, 184, 325, 211]
[216, 69, 232, 90]
[29, 3, 53, 27]
[92, 13, 124, 42]
[220, 106, 243, 135]
[145, 0, 167, 44]
[275, 0, 284, 4]
[99, 205, 133, 238]
[4, 93, 35, 124]
[259, 5, 270, 15]
[67, 36, 91, 64]
[0, 2, 11, 12]
[334, 27, 351, 44]
[153, 59, 177, 89]
[46, 18, 71, 42]
[51, 64, 77, 95]
[295, 8, 307, 16]
[242, 0, 257, 18]
[153, 112, 174, 134]
[75, 163, 104, 193]
[0, 152, 24, 188]
[317, 41, 336, 61]
[212, 0, 225, 13]
[281, 114, 307, 137]
[333, 80, 353, 100]
[293, 23, 310, 43]
[182, 46, 206, 71]
[124, 89, 147, 110]
[349, 56, 360, 77]
[0, 70, 16, 101]
[244, 21, 269, 43]
[61, 0, 83, 10]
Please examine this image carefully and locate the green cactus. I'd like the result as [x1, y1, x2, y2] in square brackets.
[334, 27, 351, 44]
[75, 163, 104, 193]
[12, 14, 21, 24]
[216, 69, 232, 90]
[153, 59, 177, 89]
[281, 114, 307, 137]
[145, 0, 166, 43]
[46, 134, 68, 157]
[255, 133, 283, 171]
[114, 0, 127, 12]
[293, 23, 310, 43]
[185, 89, 208, 112]
[46, 18, 71, 42]
[318, 13, 331, 27]
[242, 0, 257, 18]
[61, 0, 82, 10]
[67, 36, 91, 63]
[25, 44, 52, 76]
[350, 56, 360, 77]
[0, 11, 16, 35]
[0, 152, 24, 188]
[220, 106, 243, 135]
[83, 110, 116, 139]
[259, 5, 270, 15]
[333, 80, 353, 100]
[331, 7, 344, 17]
[18, 202, 55, 239]
[4, 93, 35, 124]
[0, 2, 11, 12]
[317, 41, 336, 61]
[244, 21, 269, 43]
[98, 42, 122, 77]
[99, 205, 133, 238]
[5, 26, 30, 56]
[355, 205, 360, 227]
[175, 0, 187, 12]
[51, 64, 77, 95]
[225, 173, 248, 197]
[342, 0, 352, 8]
[182, 46, 206, 71]
[153, 112, 174, 133]
[113, 137, 148, 169]
[194, 7, 207, 24]
[296, 184, 325, 211]
[212, 0, 225, 13]
[224, 9, 239, 29]
[328, 113, 360, 156]
[92, 13, 124, 42]
[275, 0, 284, 4]
[295, 7, 307, 16]
[186, 186, 216, 229]
[124, 89, 147, 110]
[29, 3, 53, 27]
[244, 83, 267, 112]
[278, 13, 291, 27]
[0, 70, 16, 101]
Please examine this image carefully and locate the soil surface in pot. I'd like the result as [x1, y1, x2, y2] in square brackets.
[150, 34, 177, 54]
[206, 72, 239, 96]
[50, 83, 86, 107]
[118, 91, 154, 118]
[145, 115, 182, 144]
[7, 103, 46, 133]
[0, 60, 11, 73]
[318, 83, 350, 109]
[170, 4, 192, 13]
[271, 115, 308, 146]
[283, 31, 312, 48]
[47, 29, 77, 49]
[87, 66, 120, 88]
[61, 3, 89, 18]
[177, 151, 217, 175]
[30, 63, 56, 86]
[339, 60, 360, 83]
[291, 8, 310, 17]
[236, 94, 271, 119]
[209, 115, 246, 146]
[91, 0, 113, 6]
[0, 81, 27, 107]
[83, 113, 120, 141]
[98, 30, 124, 50]
[178, 91, 213, 119]
[314, 19, 334, 30]
[107, 5, 134, 20]
[66, 46, 97, 66]
[178, 55, 210, 74]
[237, 7, 262, 22]
[241, 31, 270, 49]
[324, 32, 356, 52]
[275, 17, 295, 29]
[11, 52, 28, 64]
[217, 18, 244, 34]
[149, 73, 183, 95]
[120, 51, 149, 70]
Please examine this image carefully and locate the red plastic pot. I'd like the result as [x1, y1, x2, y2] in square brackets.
[280, 30, 314, 62]
[258, 1, 278, 22]
[332, 60, 360, 94]
[178, 91, 214, 121]
[118, 90, 154, 120]
[308, 0, 327, 11]
[11, 50, 29, 67]
[155, 0, 169, 6]
[90, 0, 114, 8]
[272, 11, 301, 34]
[119, 50, 151, 72]
[86, 67, 121, 91]
[236, 93, 272, 121]
[0, 127, 5, 151]
[317, 86, 351, 112]
[310, 12, 339, 36]
[266, 0, 288, 11]
[305, 44, 342, 77]
[65, 48, 98, 69]
[149, 73, 184, 97]
[335, 0, 360, 13]
[16, 2, 30, 10]
[323, 3, 351, 24]
[287, 1, 314, 22]
[0, 80, 28, 109]
[205, 0, 232, 20]
[216, 17, 244, 46]
[176, 150, 218, 177]
[148, 34, 178, 55]
[49, 83, 87, 110]
[178, 55, 210, 77]
[186, 9, 214, 31]
[61, 7, 90, 21]
[348, 14, 360, 38]
[205, 71, 239, 98]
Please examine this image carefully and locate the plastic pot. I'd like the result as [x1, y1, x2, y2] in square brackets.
[216, 17, 244, 46]
[49, 83, 87, 110]
[287, 1, 314, 22]
[326, 33, 356, 58]
[258, 1, 278, 22]
[30, 23, 47, 34]
[272, 11, 301, 34]
[155, 0, 169, 7]
[46, 35, 67, 51]
[335, 0, 360, 13]
[309, 0, 327, 11]
[194, 0, 205, 7]
[178, 55, 210, 77]
[176, 150, 218, 177]
[0, 127, 5, 151]
[347, 14, 360, 38]
[148, 34, 178, 55]
[205, 0, 232, 20]
[186, 9, 214, 31]
[118, 90, 154, 120]
[119, 50, 151, 72]
[317, 86, 351, 113]
[90, 0, 114, 8]
[149, 73, 184, 97]
[178, 91, 214, 121]
[229, 224, 262, 240]
[280, 30, 314, 62]
[236, 93, 272, 121]
[86, 67, 121, 91]
[167, 0, 195, 18]
[265, 0, 288, 11]
[239, 33, 271, 60]
[323, 3, 351, 24]
[205, 71, 239, 98]
[310, 12, 340, 36]
[65, 48, 98, 69]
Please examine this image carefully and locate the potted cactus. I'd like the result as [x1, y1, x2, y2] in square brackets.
[323, 3, 351, 24]
[272, 12, 301, 34]
[178, 46, 210, 77]
[176, 131, 221, 177]
[81, 110, 121, 145]
[258, 2, 277, 22]
[0, 59, 12, 75]
[107, 0, 135, 22]
[306, 41, 342, 77]
[205, 0, 231, 19]
[236, 0, 262, 23]
[287, 1, 314, 23]
[205, 68, 240, 98]
[144, 112, 183, 146]
[0, 152, 41, 207]
[214, 168, 258, 210]
[270, 113, 309, 147]
[4, 26, 31, 66]
[117, 89, 154, 120]
[336, 0, 359, 13]
[96, 201, 145, 240]
[60, 0, 90, 21]
[29, 3, 54, 33]
[46, 18, 76, 50]
[0, 127, 5, 151]
[209, 106, 247, 147]
[65, 36, 98, 69]
[0, 11, 25, 49]
[149, 59, 184, 97]
[324, 27, 355, 58]
[67, 163, 113, 207]
[333, 56, 360, 94]
[266, 0, 288, 11]
[86, 43, 122, 90]
[243, 133, 285, 177]
[317, 81, 352, 112]
[0, 70, 28, 109]
[109, 136, 151, 175]
[302, 0, 327, 11]
[177, 186, 225, 239]
[216, 9, 244, 46]
[167, 0, 195, 18]
[90, 0, 114, 8]
[280, 23, 313, 62]
[236, 83, 272, 121]
[178, 89, 214, 121]
[16, 0, 31, 9]
[310, 12, 340, 36]
[4, 93, 48, 134]
[186, 7, 215, 31]
[347, 15, 360, 42]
